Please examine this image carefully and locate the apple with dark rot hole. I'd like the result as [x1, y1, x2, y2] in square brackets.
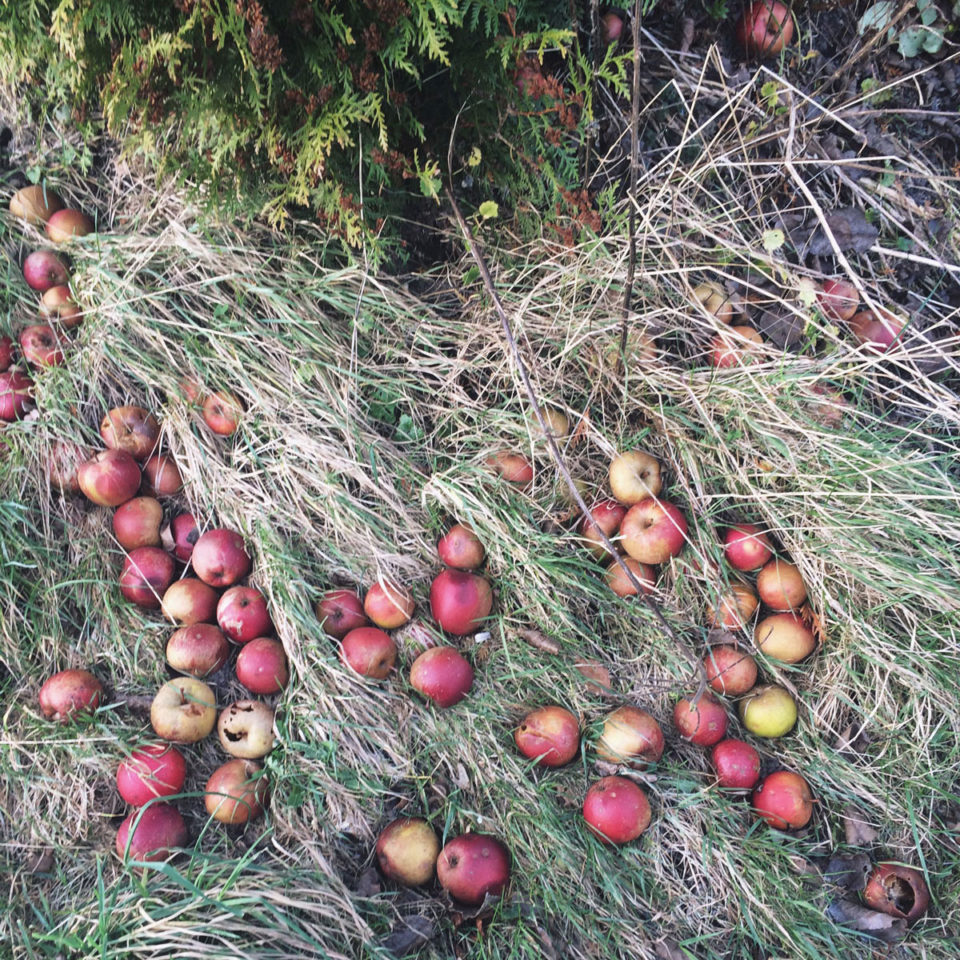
[863, 862, 930, 924]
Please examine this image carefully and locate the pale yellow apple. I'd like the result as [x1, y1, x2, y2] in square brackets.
[218, 700, 275, 759]
[739, 684, 797, 738]
[151, 678, 217, 743]
[609, 450, 662, 504]
[376, 817, 440, 886]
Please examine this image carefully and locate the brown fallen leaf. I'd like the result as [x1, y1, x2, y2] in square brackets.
[824, 853, 872, 893]
[655, 938, 690, 960]
[355, 866, 381, 898]
[826, 899, 907, 942]
[841, 805, 879, 846]
[379, 915, 436, 956]
[23, 848, 54, 874]
[519, 628, 560, 656]
[575, 660, 614, 695]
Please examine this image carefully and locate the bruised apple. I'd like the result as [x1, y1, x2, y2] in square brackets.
[583, 776, 651, 844]
[596, 706, 664, 768]
[217, 586, 273, 643]
[161, 578, 219, 625]
[376, 817, 440, 886]
[620, 498, 688, 564]
[710, 739, 761, 790]
[38, 669, 103, 722]
[581, 499, 626, 558]
[609, 450, 662, 504]
[191, 528, 251, 588]
[116, 743, 187, 805]
[120, 547, 176, 608]
[204, 759, 267, 824]
[605, 557, 655, 598]
[410, 646, 473, 707]
[150, 677, 217, 742]
[514, 705, 580, 767]
[202, 390, 242, 435]
[10, 184, 62, 223]
[39, 285, 83, 327]
[364, 580, 415, 629]
[316, 588, 368, 638]
[141, 454, 183, 497]
[705, 582, 758, 630]
[23, 250, 69, 292]
[703, 645, 758, 696]
[19, 324, 64, 367]
[430, 569, 493, 635]
[236, 637, 288, 694]
[754, 613, 815, 663]
[863, 863, 930, 924]
[100, 406, 160, 462]
[116, 804, 188, 862]
[723, 523, 773, 571]
[437, 834, 511, 906]
[437, 523, 485, 570]
[218, 700, 275, 759]
[751, 770, 814, 829]
[340, 626, 397, 679]
[756, 558, 807, 610]
[170, 512, 199, 562]
[78, 449, 141, 506]
[113, 497, 163, 550]
[166, 623, 230, 677]
[673, 692, 727, 746]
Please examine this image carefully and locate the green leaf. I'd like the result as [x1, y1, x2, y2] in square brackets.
[762, 229, 785, 252]
[478, 200, 499, 220]
[467, 146, 482, 167]
[858, 1, 895, 34]
[898, 26, 923, 57]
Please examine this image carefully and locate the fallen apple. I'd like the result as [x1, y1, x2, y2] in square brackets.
[376, 817, 440, 886]
[23, 250, 69, 292]
[100, 406, 161, 462]
[120, 547, 176, 608]
[116, 803, 188, 862]
[533, 406, 570, 439]
[218, 700, 275, 759]
[710, 325, 764, 367]
[756, 558, 807, 610]
[620, 498, 688, 564]
[0, 369, 34, 421]
[10, 184, 63, 223]
[605, 557, 656, 598]
[236, 637, 288, 694]
[78, 449, 141, 506]
[596, 705, 664, 768]
[316, 588, 368, 638]
[437, 523, 485, 570]
[703, 645, 758, 696]
[217, 586, 273, 643]
[141, 454, 183, 497]
[738, 684, 797, 738]
[161, 577, 219, 625]
[170, 512, 199, 562]
[487, 451, 533, 487]
[514, 705, 580, 767]
[581, 499, 626, 558]
[150, 677, 217, 742]
[430, 569, 493, 636]
[191, 528, 251, 587]
[116, 743, 187, 805]
[19, 324, 64, 367]
[754, 612, 815, 663]
[849, 307, 908, 353]
[340, 626, 397, 679]
[673, 692, 728, 746]
[113, 496, 163, 551]
[39, 285, 83, 327]
[46, 209, 94, 243]
[364, 580, 415, 629]
[692, 281, 734, 324]
[609, 450, 662, 504]
[723, 522, 773, 571]
[0, 335, 12, 370]
[817, 279, 860, 322]
[166, 623, 230, 677]
[735, 0, 794, 58]
[204, 758, 267, 824]
[751, 770, 814, 829]
[410, 646, 473, 707]
[202, 390, 242, 435]
[705, 582, 759, 630]
[601, 10, 624, 45]
[583, 775, 651, 844]
[437, 833, 511, 906]
[710, 738, 761, 790]
[863, 862, 930, 924]
[38, 668, 103, 722]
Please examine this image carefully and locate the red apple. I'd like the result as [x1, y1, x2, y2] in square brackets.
[863, 863, 930, 924]
[141, 454, 183, 497]
[217, 586, 273, 643]
[39, 285, 83, 327]
[19, 324, 64, 367]
[166, 623, 230, 677]
[410, 646, 473, 707]
[202, 390, 242, 435]
[46, 208, 95, 242]
[0, 370, 34, 421]
[340, 626, 397, 679]
[705, 582, 759, 630]
[150, 677, 217, 742]
[754, 612, 815, 663]
[376, 818, 440, 887]
[817, 279, 860, 321]
[514, 705, 580, 767]
[601, 11, 624, 44]
[487, 451, 533, 487]
[120, 547, 176, 608]
[47, 439, 88, 493]
[751, 770, 814, 829]
[735, 1, 794, 58]
[113, 497, 163, 550]
[0, 335, 12, 370]
[116, 743, 187, 805]
[78, 449, 142, 506]
[38, 669, 103, 722]
[436, 834, 510, 906]
[605, 557, 655, 598]
[204, 758, 267, 824]
[161, 578, 219, 625]
[673, 692, 728, 746]
[710, 739, 761, 790]
[849, 307, 908, 353]
[704, 645, 758, 696]
[609, 451, 662, 504]
[116, 803, 188, 862]
[756, 558, 807, 610]
[596, 706, 664, 768]
[236, 637, 288, 694]
[316, 588, 368, 638]
[100, 406, 161, 462]
[620, 498, 688, 564]
[710, 325, 764, 367]
[364, 580, 415, 629]
[723, 522, 773, 571]
[23, 250, 69, 292]
[430, 569, 493, 636]
[10, 184, 62, 224]
[170, 512, 199, 562]
[191, 528, 251, 587]
[581, 499, 626, 558]
[583, 776, 652, 845]
[437, 523, 485, 570]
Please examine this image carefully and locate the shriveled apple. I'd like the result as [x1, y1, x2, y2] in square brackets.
[100, 406, 160, 462]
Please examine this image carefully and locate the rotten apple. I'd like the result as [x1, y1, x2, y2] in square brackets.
[169, 512, 199, 562]
[19, 324, 64, 368]
[150, 677, 217, 742]
[705, 582, 758, 630]
[863, 862, 930, 924]
[218, 700, 275, 759]
[514, 705, 580, 767]
[100, 406, 160, 462]
[39, 285, 83, 327]
[10, 184, 62, 223]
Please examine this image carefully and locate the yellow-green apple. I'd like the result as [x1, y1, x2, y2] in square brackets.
[120, 547, 176, 608]
[166, 624, 230, 677]
[864, 863, 930, 923]
[738, 684, 796, 738]
[202, 390, 242, 435]
[46, 209, 94, 242]
[10, 184, 62, 223]
[38, 669, 103, 722]
[116, 803, 188, 861]
[376, 817, 440, 886]
[23, 250, 69, 291]
[596, 706, 664, 768]
[191, 528, 251, 587]
[605, 557, 656, 597]
[735, 1, 794, 58]
[533, 406, 569, 438]
[514, 705, 580, 767]
[704, 645, 758, 696]
[430, 569, 493, 635]
[754, 612, 815, 663]
[849, 307, 907, 353]
[817, 279, 859, 321]
[583, 776, 651, 844]
[436, 834, 510, 906]
[692, 280, 734, 324]
[39, 285, 83, 327]
[316, 588, 368, 638]
[116, 743, 186, 805]
[487, 451, 533, 487]
[340, 626, 397, 679]
[204, 758, 267, 824]
[0, 370, 34, 421]
[113, 497, 163, 551]
[710, 739, 761, 790]
[437, 523, 485, 570]
[100, 406, 160, 462]
[705, 582, 759, 630]
[723, 522, 773, 571]
[673, 692, 728, 746]
[621, 498, 688, 564]
[410, 646, 473, 707]
[0, 335, 12, 370]
[581, 499, 626, 559]
[756, 558, 807, 610]
[236, 637, 288, 694]
[609, 450, 662, 504]
[47, 440, 88, 493]
[711, 325, 764, 367]
[161, 578, 219, 625]
[169, 512, 199, 562]
[364, 580, 415, 629]
[150, 678, 217, 742]
[218, 700, 275, 759]
[19, 324, 64, 367]
[141, 454, 182, 497]
[78, 449, 141, 506]
[751, 770, 813, 829]
[217, 586, 273, 643]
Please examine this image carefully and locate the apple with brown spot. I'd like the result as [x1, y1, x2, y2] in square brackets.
[514, 705, 580, 767]
[437, 833, 510, 906]
[166, 623, 231, 677]
[113, 497, 163, 551]
[863, 863, 930, 924]
[316, 588, 368, 638]
[376, 817, 440, 886]
[100, 406, 160, 462]
[583, 776, 651, 844]
[38, 669, 103, 723]
[705, 582, 759, 630]
[217, 586, 273, 643]
[817, 279, 859, 321]
[150, 677, 217, 743]
[218, 700, 275, 759]
[170, 512, 199, 562]
[19, 324, 64, 367]
[120, 547, 176, 608]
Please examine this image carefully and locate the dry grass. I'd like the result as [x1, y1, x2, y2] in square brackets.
[2, 29, 960, 960]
